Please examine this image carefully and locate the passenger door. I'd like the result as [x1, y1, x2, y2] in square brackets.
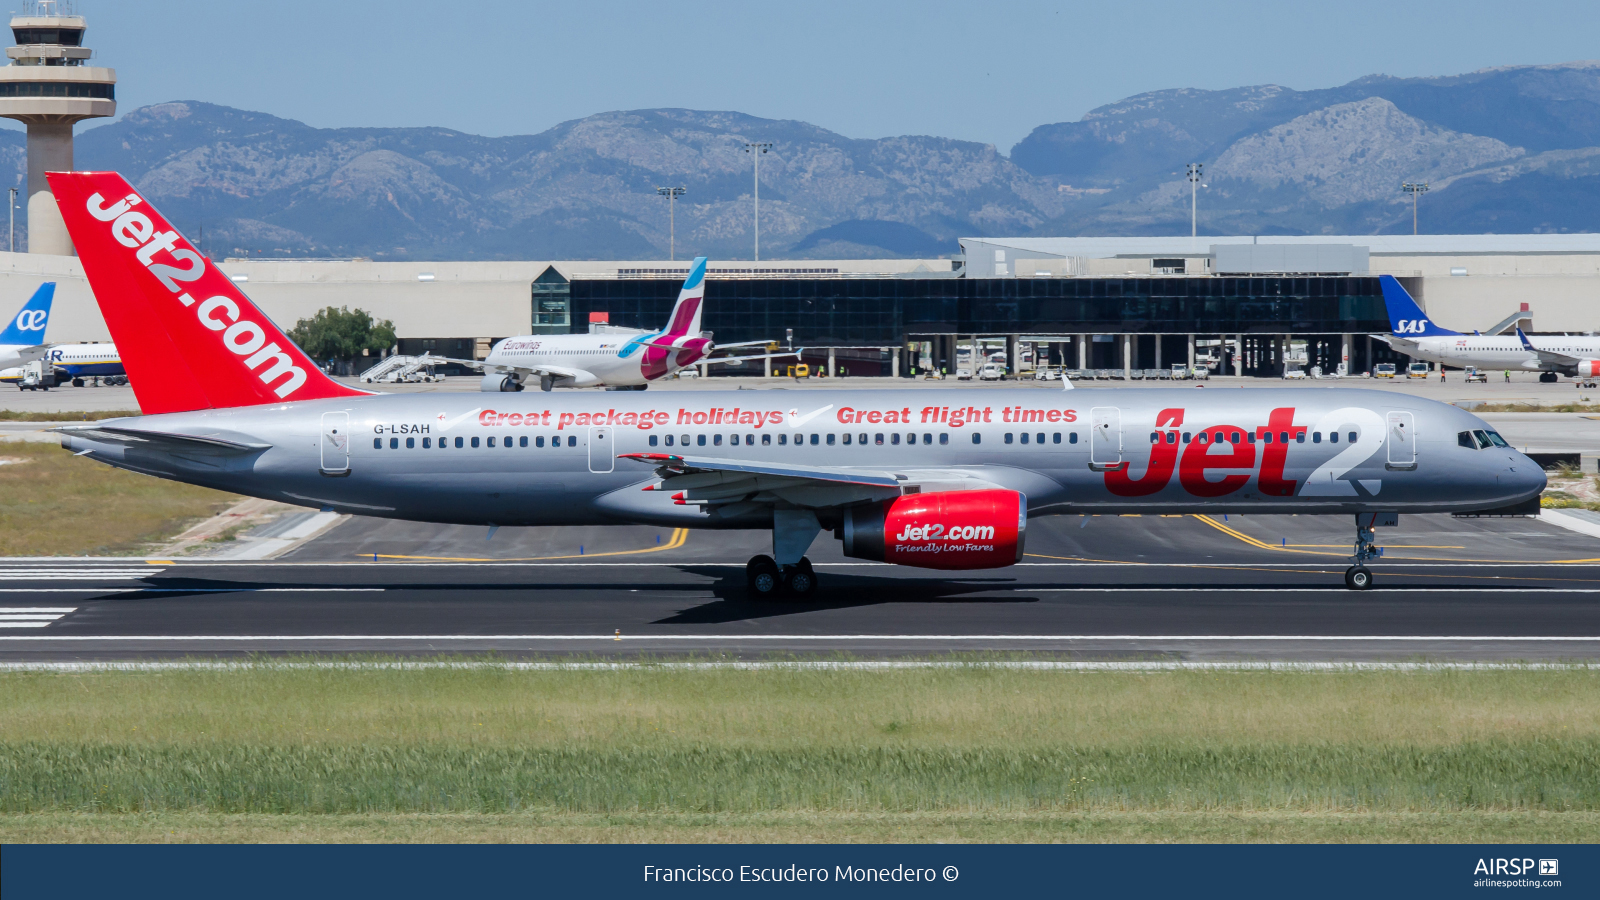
[320, 411, 350, 477]
[588, 425, 615, 473]
[1386, 411, 1416, 469]
[1090, 406, 1122, 469]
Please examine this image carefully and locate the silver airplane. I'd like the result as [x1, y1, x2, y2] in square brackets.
[47, 171, 1547, 593]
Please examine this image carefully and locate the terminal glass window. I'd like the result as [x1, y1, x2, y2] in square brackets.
[13, 27, 84, 45]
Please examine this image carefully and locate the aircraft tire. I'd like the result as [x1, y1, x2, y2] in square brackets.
[781, 560, 818, 598]
[746, 555, 781, 597]
[1344, 566, 1373, 591]
[71, 378, 84, 387]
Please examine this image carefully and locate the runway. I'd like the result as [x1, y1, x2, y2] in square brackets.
[4, 512, 1600, 661]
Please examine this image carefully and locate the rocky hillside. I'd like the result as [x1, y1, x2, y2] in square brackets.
[47, 104, 1058, 260]
[1012, 61, 1600, 235]
[1, 60, 1595, 257]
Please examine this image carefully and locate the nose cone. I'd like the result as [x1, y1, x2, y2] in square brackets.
[1506, 449, 1547, 500]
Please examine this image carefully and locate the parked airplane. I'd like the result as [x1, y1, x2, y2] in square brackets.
[44, 342, 126, 385]
[46, 172, 1545, 594]
[0, 282, 56, 370]
[440, 257, 797, 392]
[1377, 275, 1600, 385]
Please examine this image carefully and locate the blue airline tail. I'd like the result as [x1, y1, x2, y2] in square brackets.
[1378, 275, 1458, 337]
[0, 282, 54, 345]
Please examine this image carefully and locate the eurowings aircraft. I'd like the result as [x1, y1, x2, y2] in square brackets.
[1376, 275, 1600, 384]
[0, 283, 56, 370]
[46, 172, 1545, 593]
[441, 257, 797, 392]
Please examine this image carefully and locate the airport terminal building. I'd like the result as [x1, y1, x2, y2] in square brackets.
[6, 231, 1599, 378]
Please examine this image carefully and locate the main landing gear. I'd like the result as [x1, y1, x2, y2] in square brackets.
[1345, 519, 1379, 591]
[746, 555, 818, 599]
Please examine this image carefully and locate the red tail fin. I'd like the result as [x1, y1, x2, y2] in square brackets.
[48, 171, 368, 414]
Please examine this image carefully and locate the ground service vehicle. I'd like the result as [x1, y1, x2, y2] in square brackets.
[1464, 366, 1488, 383]
[1374, 363, 1397, 378]
[47, 171, 1547, 595]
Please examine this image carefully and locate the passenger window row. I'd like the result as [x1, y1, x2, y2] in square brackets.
[1143, 429, 1362, 445]
[373, 435, 578, 450]
[648, 432, 951, 448]
[1001, 432, 1074, 445]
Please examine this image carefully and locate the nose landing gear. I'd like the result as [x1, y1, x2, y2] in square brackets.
[1344, 519, 1380, 590]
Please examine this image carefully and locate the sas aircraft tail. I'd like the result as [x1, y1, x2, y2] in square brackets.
[1379, 274, 1459, 337]
[0, 282, 55, 346]
[663, 256, 707, 337]
[47, 171, 368, 415]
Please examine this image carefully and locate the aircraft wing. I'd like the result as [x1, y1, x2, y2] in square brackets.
[426, 354, 588, 381]
[1370, 334, 1419, 353]
[618, 452, 1005, 509]
[621, 452, 901, 486]
[1516, 328, 1582, 367]
[712, 340, 780, 349]
[702, 350, 802, 366]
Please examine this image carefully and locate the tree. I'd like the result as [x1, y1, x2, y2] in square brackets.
[288, 307, 397, 361]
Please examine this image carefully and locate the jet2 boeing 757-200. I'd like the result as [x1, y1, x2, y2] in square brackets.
[46, 171, 1545, 593]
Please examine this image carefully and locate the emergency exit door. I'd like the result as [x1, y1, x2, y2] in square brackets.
[320, 411, 350, 476]
[1089, 406, 1123, 469]
[588, 426, 615, 473]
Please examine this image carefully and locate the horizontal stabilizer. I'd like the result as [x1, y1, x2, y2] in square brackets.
[55, 423, 272, 454]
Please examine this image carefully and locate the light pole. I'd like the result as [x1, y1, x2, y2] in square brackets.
[655, 186, 686, 261]
[742, 141, 772, 261]
[7, 187, 14, 253]
[1402, 182, 1429, 235]
[1186, 163, 1203, 239]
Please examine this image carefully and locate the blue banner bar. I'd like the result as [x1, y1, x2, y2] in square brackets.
[2, 844, 1593, 899]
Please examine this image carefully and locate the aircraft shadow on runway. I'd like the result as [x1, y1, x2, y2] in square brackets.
[651, 566, 1048, 624]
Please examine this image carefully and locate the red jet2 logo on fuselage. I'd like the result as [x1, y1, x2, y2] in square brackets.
[1105, 407, 1382, 499]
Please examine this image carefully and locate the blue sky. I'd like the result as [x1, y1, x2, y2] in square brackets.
[38, 0, 1600, 151]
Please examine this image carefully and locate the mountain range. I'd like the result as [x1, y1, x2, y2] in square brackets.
[0, 60, 1596, 259]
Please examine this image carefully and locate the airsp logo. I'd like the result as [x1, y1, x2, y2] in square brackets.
[13, 309, 45, 331]
[1395, 318, 1431, 334]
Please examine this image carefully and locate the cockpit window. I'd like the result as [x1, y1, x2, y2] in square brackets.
[1458, 431, 1476, 449]
[1472, 429, 1492, 449]
[1485, 431, 1510, 448]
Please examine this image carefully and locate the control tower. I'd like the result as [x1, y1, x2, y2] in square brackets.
[0, 2, 114, 255]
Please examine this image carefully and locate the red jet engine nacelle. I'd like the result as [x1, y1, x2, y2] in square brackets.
[840, 489, 1026, 570]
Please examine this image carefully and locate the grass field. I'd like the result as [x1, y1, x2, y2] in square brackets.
[0, 409, 141, 421]
[0, 441, 239, 555]
[1, 663, 1595, 843]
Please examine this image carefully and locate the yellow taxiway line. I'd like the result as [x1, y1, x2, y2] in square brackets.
[365, 528, 688, 563]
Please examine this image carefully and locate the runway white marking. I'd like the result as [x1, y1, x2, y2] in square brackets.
[0, 588, 383, 593]
[0, 634, 1596, 642]
[1029, 587, 1600, 593]
[0, 568, 163, 581]
[1, 661, 1594, 673]
[0, 607, 74, 628]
